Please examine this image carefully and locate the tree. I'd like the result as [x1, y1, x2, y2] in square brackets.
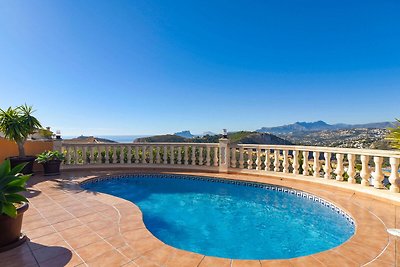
[386, 119, 400, 150]
[0, 105, 42, 157]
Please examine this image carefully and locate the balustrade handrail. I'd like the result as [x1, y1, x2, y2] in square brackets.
[233, 144, 400, 158]
[62, 142, 220, 146]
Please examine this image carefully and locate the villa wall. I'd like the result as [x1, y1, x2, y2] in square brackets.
[0, 138, 54, 171]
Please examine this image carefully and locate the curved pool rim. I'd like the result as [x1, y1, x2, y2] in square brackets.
[80, 173, 357, 260]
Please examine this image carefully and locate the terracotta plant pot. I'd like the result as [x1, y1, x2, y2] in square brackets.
[0, 202, 29, 252]
[42, 160, 62, 176]
[9, 156, 35, 175]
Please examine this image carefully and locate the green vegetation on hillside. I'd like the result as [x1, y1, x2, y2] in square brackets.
[386, 119, 400, 150]
[135, 134, 187, 143]
[135, 131, 292, 145]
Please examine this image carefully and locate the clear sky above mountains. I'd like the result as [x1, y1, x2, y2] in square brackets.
[0, 1, 399, 135]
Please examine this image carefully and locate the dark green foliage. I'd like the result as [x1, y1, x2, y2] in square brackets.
[0, 160, 30, 218]
[135, 132, 292, 145]
[35, 151, 65, 163]
[0, 105, 42, 157]
[386, 119, 400, 150]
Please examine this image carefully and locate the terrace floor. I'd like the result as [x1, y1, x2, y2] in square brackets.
[0, 169, 399, 267]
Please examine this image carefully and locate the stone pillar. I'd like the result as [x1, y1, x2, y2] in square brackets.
[53, 139, 62, 152]
[389, 157, 400, 193]
[219, 138, 229, 173]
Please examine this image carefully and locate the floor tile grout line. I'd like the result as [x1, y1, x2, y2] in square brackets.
[349, 193, 392, 266]
[41, 177, 151, 264]
[28, 185, 89, 266]
[196, 255, 205, 267]
[330, 249, 360, 266]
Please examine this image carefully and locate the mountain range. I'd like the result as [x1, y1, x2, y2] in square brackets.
[256, 120, 396, 134]
[174, 130, 216, 138]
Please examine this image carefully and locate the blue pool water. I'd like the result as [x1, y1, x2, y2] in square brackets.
[82, 175, 355, 260]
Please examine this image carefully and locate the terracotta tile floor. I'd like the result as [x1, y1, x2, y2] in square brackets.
[0, 169, 399, 266]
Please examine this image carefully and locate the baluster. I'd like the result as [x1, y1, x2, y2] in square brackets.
[177, 146, 182, 164]
[135, 146, 139, 164]
[206, 146, 211, 166]
[282, 150, 289, 173]
[71, 146, 76, 164]
[239, 147, 244, 169]
[120, 145, 125, 164]
[127, 146, 132, 164]
[247, 148, 253, 169]
[199, 147, 204, 165]
[163, 146, 168, 164]
[191, 146, 196, 165]
[372, 156, 384, 189]
[313, 151, 320, 178]
[156, 146, 161, 164]
[323, 152, 332, 179]
[184, 146, 189, 165]
[347, 154, 356, 184]
[97, 146, 103, 164]
[302, 151, 309, 176]
[214, 147, 219, 167]
[292, 150, 299, 174]
[147, 145, 152, 164]
[256, 148, 261, 170]
[335, 154, 344, 181]
[264, 149, 270, 171]
[112, 146, 117, 163]
[90, 146, 95, 164]
[66, 146, 71, 164]
[82, 146, 87, 164]
[389, 157, 400, 193]
[360, 155, 371, 186]
[231, 147, 237, 168]
[105, 146, 109, 164]
[142, 145, 147, 164]
[170, 146, 175, 164]
[74, 146, 78, 164]
[274, 150, 280, 172]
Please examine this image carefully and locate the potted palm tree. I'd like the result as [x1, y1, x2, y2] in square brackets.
[0, 160, 30, 251]
[0, 105, 42, 174]
[35, 151, 65, 176]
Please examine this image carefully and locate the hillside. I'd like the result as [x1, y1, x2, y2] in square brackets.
[135, 134, 187, 143]
[257, 120, 396, 134]
[63, 135, 117, 144]
[277, 128, 391, 149]
[134, 131, 292, 145]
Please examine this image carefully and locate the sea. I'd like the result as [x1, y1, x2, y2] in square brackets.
[63, 135, 150, 143]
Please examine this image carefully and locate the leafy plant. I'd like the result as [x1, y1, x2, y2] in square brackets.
[0, 105, 42, 157]
[386, 119, 400, 150]
[35, 151, 65, 164]
[0, 160, 30, 218]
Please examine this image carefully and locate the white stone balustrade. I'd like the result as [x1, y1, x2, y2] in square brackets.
[60, 142, 400, 197]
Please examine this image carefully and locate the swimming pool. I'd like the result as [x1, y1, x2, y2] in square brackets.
[82, 174, 355, 260]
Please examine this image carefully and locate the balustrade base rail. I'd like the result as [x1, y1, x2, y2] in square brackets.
[61, 163, 218, 172]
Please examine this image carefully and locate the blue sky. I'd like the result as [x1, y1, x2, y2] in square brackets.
[0, 1, 399, 135]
